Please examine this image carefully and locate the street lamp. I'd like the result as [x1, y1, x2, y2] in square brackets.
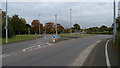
[55, 14, 57, 40]
[70, 9, 72, 36]
[113, 0, 116, 45]
[38, 14, 40, 35]
[6, 0, 8, 43]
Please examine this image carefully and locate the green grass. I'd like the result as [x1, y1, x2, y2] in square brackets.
[90, 32, 113, 34]
[2, 35, 40, 44]
[58, 34, 96, 36]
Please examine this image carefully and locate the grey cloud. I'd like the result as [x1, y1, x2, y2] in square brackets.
[2, 2, 113, 28]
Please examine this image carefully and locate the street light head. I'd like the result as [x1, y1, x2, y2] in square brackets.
[70, 9, 72, 10]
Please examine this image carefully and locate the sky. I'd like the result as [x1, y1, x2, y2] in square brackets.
[1, 1, 119, 29]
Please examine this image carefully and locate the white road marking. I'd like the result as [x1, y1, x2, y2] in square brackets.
[105, 40, 111, 68]
[22, 43, 52, 52]
[1, 54, 10, 58]
[38, 45, 41, 47]
[46, 42, 52, 45]
[22, 49, 26, 52]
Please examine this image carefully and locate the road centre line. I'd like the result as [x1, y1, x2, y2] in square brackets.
[0, 54, 10, 58]
[22, 42, 51, 52]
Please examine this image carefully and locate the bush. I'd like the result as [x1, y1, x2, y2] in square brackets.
[89, 32, 113, 34]
[116, 32, 120, 48]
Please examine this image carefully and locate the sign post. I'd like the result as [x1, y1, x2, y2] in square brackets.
[6, 0, 8, 43]
[52, 34, 56, 42]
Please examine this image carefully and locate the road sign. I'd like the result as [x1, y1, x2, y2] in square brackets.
[52, 34, 55, 42]
[63, 30, 64, 33]
[55, 28, 57, 31]
[52, 35, 55, 38]
[4, 25, 7, 29]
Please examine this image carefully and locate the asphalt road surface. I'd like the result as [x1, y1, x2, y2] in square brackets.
[2, 35, 52, 54]
[83, 39, 118, 67]
[2, 35, 112, 66]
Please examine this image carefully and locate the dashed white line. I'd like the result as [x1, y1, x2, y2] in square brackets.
[0, 54, 10, 58]
[22, 49, 26, 52]
[22, 42, 52, 52]
[38, 45, 41, 47]
[105, 40, 111, 68]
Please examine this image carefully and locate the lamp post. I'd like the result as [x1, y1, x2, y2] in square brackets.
[39, 14, 40, 35]
[113, 0, 116, 45]
[55, 14, 57, 40]
[6, 0, 8, 43]
[70, 9, 72, 36]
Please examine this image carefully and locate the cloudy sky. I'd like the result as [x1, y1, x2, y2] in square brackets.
[2, 1, 119, 28]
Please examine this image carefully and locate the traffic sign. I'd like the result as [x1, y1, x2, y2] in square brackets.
[55, 28, 57, 31]
[4, 25, 8, 29]
[52, 35, 55, 38]
[52, 34, 55, 42]
[63, 30, 64, 33]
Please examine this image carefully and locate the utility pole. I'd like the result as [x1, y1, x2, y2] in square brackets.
[70, 9, 72, 36]
[39, 14, 40, 35]
[118, 1, 120, 21]
[113, 0, 116, 45]
[6, 0, 8, 43]
[55, 14, 57, 40]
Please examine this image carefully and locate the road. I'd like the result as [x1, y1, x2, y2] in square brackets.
[83, 39, 118, 67]
[2, 35, 52, 54]
[2, 35, 112, 66]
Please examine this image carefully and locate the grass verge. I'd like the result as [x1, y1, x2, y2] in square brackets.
[58, 34, 96, 36]
[2, 35, 40, 44]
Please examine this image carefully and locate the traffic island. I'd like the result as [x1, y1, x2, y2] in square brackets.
[50, 36, 82, 43]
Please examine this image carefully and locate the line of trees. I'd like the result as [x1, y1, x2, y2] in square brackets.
[2, 11, 31, 38]
[2, 11, 66, 38]
[84, 25, 113, 34]
[2, 10, 117, 38]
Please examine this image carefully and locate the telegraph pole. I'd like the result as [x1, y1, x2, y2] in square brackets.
[70, 9, 72, 36]
[55, 14, 57, 40]
[39, 14, 40, 35]
[6, 0, 8, 43]
[113, 0, 116, 45]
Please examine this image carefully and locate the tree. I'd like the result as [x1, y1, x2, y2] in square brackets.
[2, 11, 15, 38]
[99, 25, 108, 32]
[56, 24, 64, 34]
[44, 22, 55, 34]
[9, 14, 26, 34]
[73, 24, 80, 32]
[31, 20, 43, 34]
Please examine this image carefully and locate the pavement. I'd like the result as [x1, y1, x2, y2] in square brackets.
[2, 35, 113, 67]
